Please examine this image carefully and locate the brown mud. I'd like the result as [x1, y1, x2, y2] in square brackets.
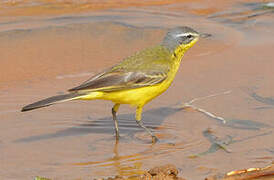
[34, 163, 274, 180]
[0, 0, 274, 180]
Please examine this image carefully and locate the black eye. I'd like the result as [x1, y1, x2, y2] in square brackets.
[186, 34, 193, 39]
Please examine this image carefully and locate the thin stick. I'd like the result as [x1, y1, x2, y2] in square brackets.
[179, 90, 232, 124]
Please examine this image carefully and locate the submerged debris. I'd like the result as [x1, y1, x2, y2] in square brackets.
[34, 163, 274, 180]
[95, 164, 186, 180]
[190, 128, 272, 158]
[245, 88, 274, 106]
[202, 128, 232, 153]
[178, 90, 271, 130]
[206, 162, 274, 180]
[189, 128, 233, 158]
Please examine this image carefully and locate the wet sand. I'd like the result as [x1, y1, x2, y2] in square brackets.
[0, 0, 274, 179]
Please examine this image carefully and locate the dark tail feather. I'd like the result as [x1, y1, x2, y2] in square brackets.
[21, 93, 82, 112]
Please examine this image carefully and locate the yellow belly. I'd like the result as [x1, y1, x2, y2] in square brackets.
[104, 81, 170, 106]
[80, 55, 182, 107]
[80, 79, 171, 107]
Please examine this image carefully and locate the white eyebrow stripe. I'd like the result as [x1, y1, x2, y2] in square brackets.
[175, 32, 196, 38]
[175, 33, 190, 38]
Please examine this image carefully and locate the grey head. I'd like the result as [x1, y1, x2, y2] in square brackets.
[161, 26, 200, 51]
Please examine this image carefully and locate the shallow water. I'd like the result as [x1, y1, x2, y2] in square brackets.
[0, 0, 274, 179]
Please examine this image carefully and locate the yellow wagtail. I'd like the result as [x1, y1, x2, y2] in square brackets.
[22, 26, 202, 143]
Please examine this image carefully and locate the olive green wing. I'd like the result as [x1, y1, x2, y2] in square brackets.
[68, 70, 167, 92]
[68, 46, 171, 92]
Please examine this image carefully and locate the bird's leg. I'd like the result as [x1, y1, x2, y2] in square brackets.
[135, 106, 158, 143]
[112, 104, 120, 140]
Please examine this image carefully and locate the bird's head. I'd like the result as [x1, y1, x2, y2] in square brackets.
[162, 26, 200, 53]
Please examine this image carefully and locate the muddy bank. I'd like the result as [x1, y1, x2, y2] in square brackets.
[34, 163, 274, 180]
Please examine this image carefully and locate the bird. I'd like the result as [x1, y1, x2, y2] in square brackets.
[21, 26, 202, 143]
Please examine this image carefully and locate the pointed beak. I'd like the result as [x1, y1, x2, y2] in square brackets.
[199, 33, 212, 38]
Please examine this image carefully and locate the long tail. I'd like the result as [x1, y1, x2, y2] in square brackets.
[21, 93, 85, 112]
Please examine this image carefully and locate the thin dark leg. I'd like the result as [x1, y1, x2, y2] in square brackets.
[112, 104, 120, 140]
[135, 106, 158, 143]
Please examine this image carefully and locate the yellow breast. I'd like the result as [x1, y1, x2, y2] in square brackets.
[80, 45, 186, 107]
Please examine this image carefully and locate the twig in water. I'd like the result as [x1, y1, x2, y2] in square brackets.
[178, 90, 232, 124]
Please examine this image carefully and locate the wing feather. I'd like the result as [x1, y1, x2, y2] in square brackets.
[68, 70, 167, 92]
[68, 46, 171, 92]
